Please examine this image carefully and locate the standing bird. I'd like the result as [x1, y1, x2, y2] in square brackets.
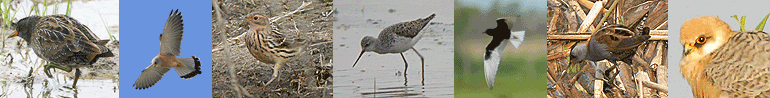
[244, 15, 306, 86]
[569, 24, 651, 82]
[680, 16, 770, 97]
[352, 13, 435, 71]
[8, 15, 114, 87]
[10, 14, 114, 87]
[133, 9, 202, 90]
[481, 18, 526, 89]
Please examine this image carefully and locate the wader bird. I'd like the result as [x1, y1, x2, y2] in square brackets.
[9, 15, 114, 88]
[352, 14, 435, 72]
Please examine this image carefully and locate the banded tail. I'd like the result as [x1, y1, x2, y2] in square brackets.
[176, 56, 202, 79]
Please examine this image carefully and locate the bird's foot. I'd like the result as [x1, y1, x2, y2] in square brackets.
[44, 64, 54, 78]
[43, 64, 73, 78]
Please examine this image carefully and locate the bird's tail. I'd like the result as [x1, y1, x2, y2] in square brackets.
[176, 56, 202, 79]
[508, 30, 526, 48]
[415, 13, 437, 28]
[422, 13, 436, 22]
[96, 40, 115, 57]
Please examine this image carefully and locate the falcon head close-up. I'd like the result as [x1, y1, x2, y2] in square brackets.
[679, 16, 733, 64]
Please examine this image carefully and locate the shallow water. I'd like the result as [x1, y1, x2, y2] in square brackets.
[0, 0, 119, 97]
[332, 0, 454, 97]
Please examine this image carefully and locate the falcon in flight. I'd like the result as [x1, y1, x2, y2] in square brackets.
[133, 9, 202, 90]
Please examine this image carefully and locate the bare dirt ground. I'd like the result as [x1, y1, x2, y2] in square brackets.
[211, 0, 333, 97]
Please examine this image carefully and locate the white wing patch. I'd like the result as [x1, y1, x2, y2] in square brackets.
[484, 40, 509, 89]
[508, 30, 526, 48]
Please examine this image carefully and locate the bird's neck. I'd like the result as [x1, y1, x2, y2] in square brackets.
[372, 40, 390, 54]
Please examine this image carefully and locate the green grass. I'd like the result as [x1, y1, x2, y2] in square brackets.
[0, 0, 17, 49]
[98, 13, 115, 40]
[29, 0, 73, 16]
[455, 50, 547, 97]
[730, 13, 770, 31]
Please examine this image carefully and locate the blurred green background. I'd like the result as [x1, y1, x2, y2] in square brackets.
[454, 0, 547, 97]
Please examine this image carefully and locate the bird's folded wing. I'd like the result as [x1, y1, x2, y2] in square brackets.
[35, 15, 104, 61]
[382, 14, 435, 38]
[615, 28, 651, 50]
[508, 30, 526, 48]
[706, 31, 770, 96]
[594, 25, 641, 51]
[134, 65, 171, 89]
[484, 40, 508, 89]
[160, 9, 184, 56]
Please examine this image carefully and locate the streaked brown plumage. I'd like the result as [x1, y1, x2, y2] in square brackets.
[680, 16, 770, 97]
[570, 24, 651, 81]
[244, 15, 305, 86]
[133, 9, 202, 90]
[8, 15, 114, 87]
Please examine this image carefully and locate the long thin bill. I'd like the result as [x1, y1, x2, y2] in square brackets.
[352, 51, 365, 67]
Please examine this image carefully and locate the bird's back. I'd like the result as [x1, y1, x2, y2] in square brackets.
[587, 24, 649, 62]
[378, 14, 435, 39]
[24, 15, 112, 66]
[702, 31, 770, 97]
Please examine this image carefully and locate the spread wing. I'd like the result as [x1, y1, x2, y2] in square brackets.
[160, 9, 184, 56]
[483, 39, 508, 89]
[133, 65, 170, 90]
[706, 31, 770, 97]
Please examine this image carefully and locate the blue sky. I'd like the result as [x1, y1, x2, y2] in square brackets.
[119, 0, 212, 97]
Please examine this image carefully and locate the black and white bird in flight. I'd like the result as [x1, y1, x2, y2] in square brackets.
[482, 17, 526, 89]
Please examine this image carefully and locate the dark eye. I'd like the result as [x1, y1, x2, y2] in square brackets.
[253, 17, 259, 20]
[696, 37, 705, 44]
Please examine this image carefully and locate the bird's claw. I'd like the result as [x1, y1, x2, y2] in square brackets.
[44, 64, 54, 78]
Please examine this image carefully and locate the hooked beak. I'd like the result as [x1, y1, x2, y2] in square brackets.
[352, 50, 365, 67]
[683, 44, 693, 56]
[7, 30, 17, 38]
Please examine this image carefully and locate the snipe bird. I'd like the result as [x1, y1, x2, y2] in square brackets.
[9, 15, 114, 87]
